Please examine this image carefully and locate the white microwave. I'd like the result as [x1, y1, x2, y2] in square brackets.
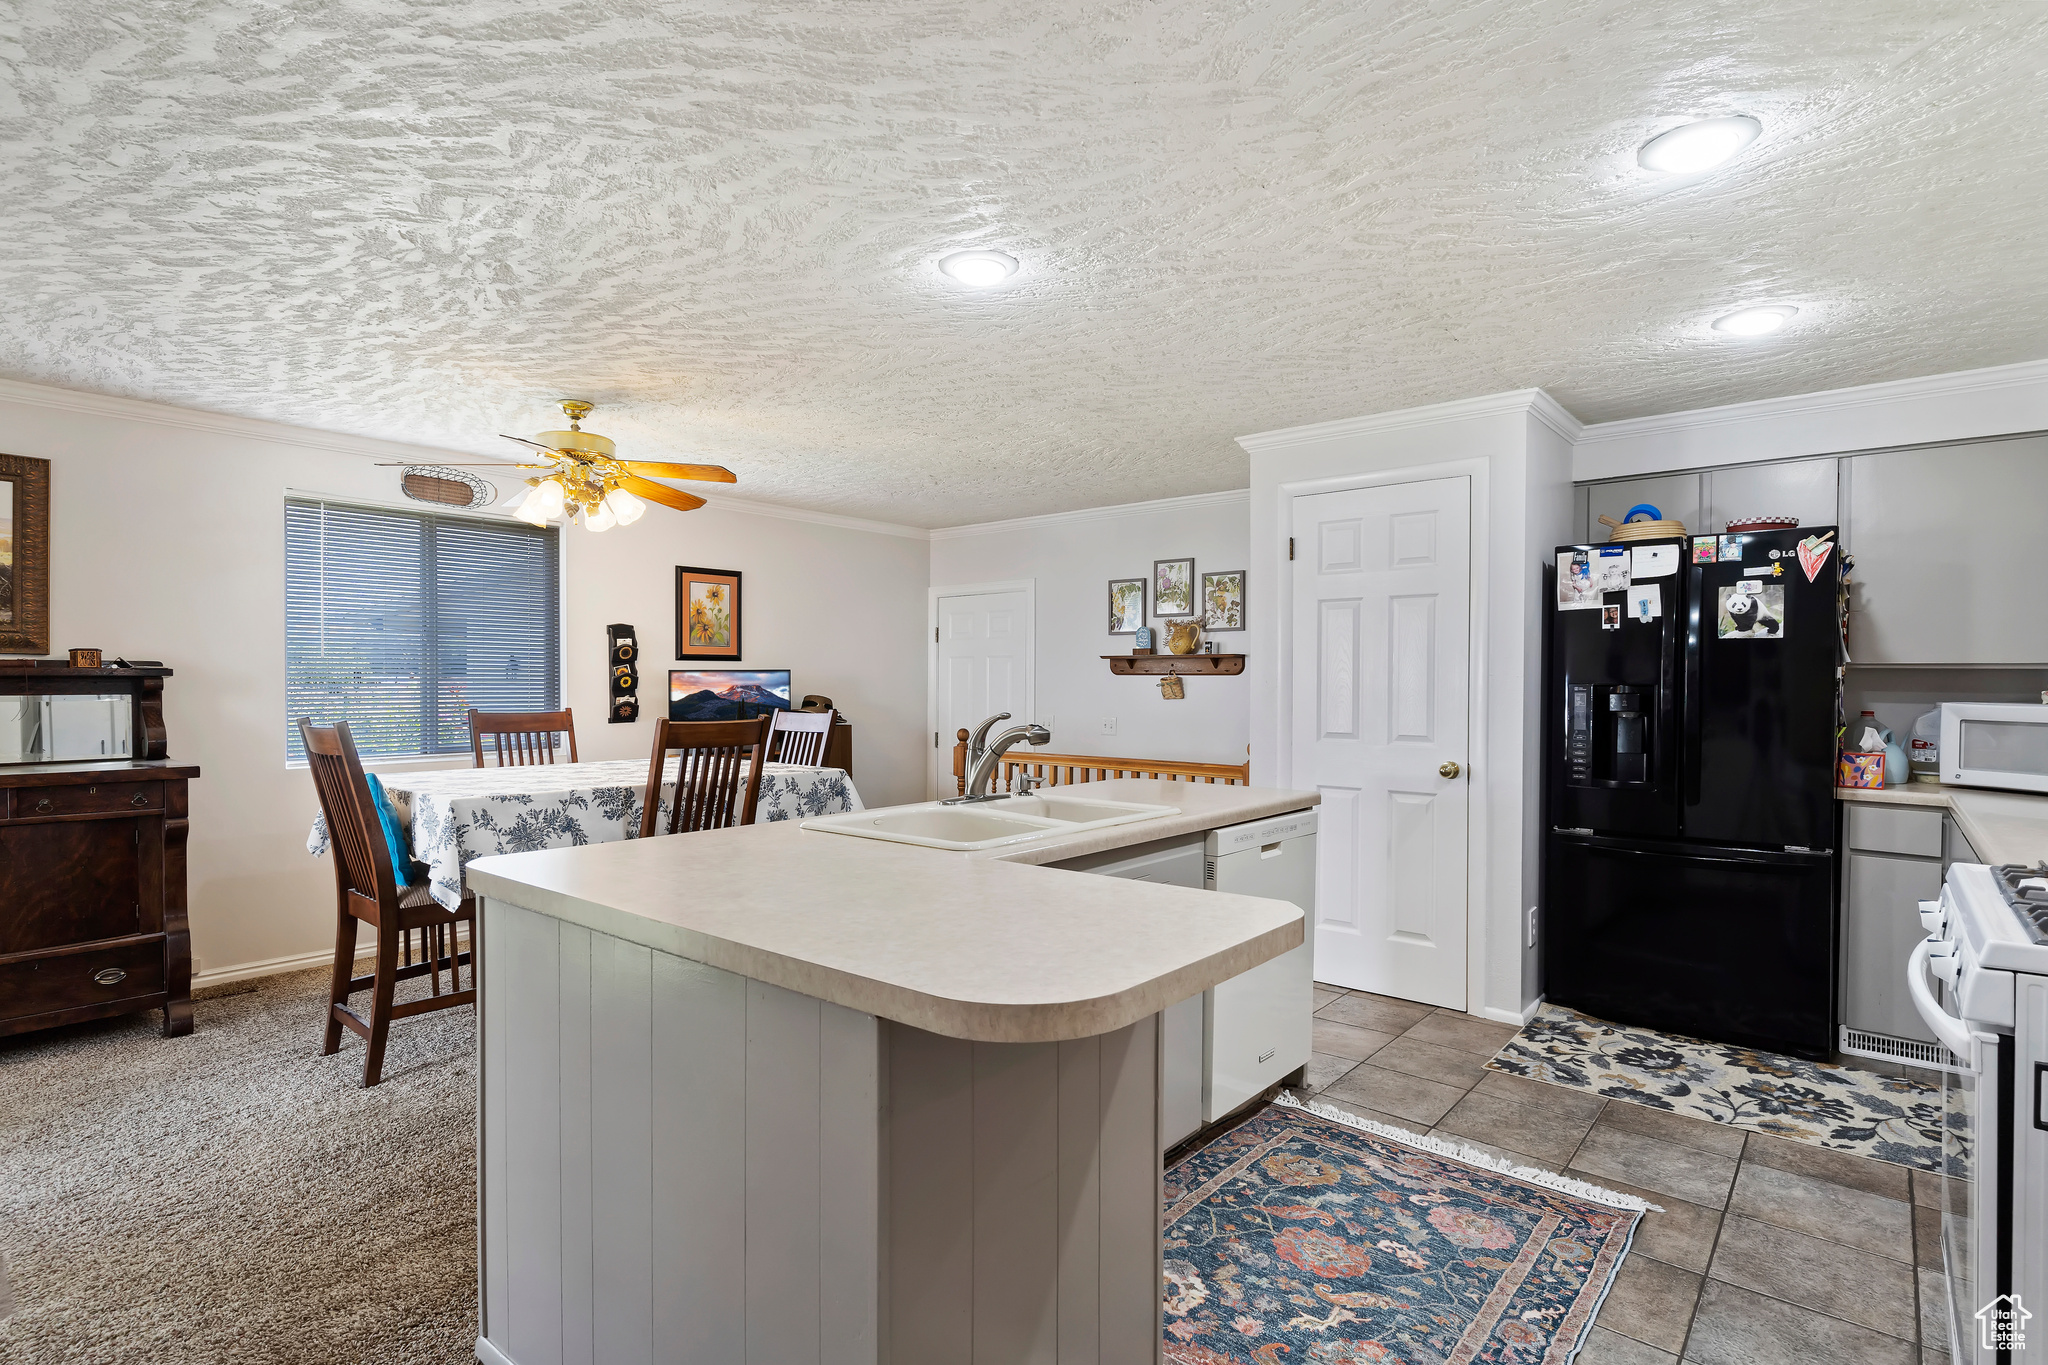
[1940, 701, 2048, 794]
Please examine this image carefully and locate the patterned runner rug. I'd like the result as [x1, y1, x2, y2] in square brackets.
[1163, 1094, 1648, 1364]
[1487, 1003, 1943, 1171]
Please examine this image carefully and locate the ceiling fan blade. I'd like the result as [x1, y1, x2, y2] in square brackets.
[374, 461, 538, 467]
[618, 473, 708, 513]
[621, 461, 737, 484]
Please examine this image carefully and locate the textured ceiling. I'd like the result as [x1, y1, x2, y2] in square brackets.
[3, 1, 2044, 527]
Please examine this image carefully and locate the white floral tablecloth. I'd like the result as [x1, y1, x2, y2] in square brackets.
[307, 758, 862, 910]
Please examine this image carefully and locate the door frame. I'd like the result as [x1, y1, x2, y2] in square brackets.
[1272, 460, 1493, 1019]
[926, 579, 1037, 800]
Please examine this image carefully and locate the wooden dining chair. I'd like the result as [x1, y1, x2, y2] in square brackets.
[300, 718, 475, 1087]
[469, 707, 578, 768]
[638, 715, 773, 837]
[766, 707, 836, 767]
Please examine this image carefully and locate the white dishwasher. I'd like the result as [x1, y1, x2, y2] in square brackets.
[1203, 811, 1316, 1123]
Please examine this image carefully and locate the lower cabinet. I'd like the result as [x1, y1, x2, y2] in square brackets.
[1839, 802, 1944, 1052]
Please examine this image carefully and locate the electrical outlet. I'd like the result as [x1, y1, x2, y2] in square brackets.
[1526, 906, 1538, 949]
[1099, 716, 1117, 736]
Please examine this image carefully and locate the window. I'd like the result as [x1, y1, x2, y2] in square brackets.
[285, 498, 560, 763]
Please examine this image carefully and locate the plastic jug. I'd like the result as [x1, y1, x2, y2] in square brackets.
[1851, 712, 1910, 788]
[1909, 709, 1941, 782]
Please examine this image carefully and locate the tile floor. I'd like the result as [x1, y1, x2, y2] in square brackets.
[1294, 982, 1952, 1365]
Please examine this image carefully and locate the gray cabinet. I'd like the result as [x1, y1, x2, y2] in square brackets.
[1844, 435, 2048, 665]
[1583, 474, 1701, 541]
[1841, 803, 1944, 1048]
[1702, 458, 1838, 536]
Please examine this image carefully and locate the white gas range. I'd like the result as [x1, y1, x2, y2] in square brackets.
[1910, 860, 2048, 1364]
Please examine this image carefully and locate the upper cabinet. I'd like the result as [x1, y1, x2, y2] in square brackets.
[1702, 458, 1838, 535]
[1844, 435, 2048, 665]
[1582, 473, 1702, 542]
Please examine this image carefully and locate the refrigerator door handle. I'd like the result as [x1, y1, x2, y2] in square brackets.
[1684, 564, 1703, 809]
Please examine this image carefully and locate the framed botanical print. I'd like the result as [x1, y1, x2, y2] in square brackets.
[1200, 570, 1245, 632]
[676, 566, 743, 661]
[0, 453, 50, 655]
[1107, 578, 1145, 635]
[1152, 557, 1195, 618]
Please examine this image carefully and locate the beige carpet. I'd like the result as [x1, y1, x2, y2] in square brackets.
[0, 964, 477, 1365]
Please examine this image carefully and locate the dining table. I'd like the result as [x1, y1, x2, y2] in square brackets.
[306, 757, 863, 911]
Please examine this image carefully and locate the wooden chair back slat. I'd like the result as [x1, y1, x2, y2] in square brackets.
[948, 738, 1252, 795]
[767, 708, 836, 767]
[639, 716, 773, 837]
[469, 708, 578, 768]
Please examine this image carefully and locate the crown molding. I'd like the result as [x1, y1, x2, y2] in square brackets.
[928, 486, 1250, 541]
[697, 493, 929, 540]
[0, 375, 932, 539]
[1235, 388, 1567, 456]
[0, 374, 486, 464]
[1573, 356, 2048, 480]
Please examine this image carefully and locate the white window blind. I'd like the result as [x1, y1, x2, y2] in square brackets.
[285, 498, 560, 762]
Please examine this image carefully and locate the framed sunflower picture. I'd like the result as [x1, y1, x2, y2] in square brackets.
[1200, 569, 1245, 632]
[675, 566, 743, 661]
[1108, 578, 1145, 635]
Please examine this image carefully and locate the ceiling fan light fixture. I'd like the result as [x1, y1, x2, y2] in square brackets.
[1638, 115, 1763, 174]
[1711, 304, 1799, 336]
[604, 486, 647, 526]
[938, 250, 1018, 288]
[583, 498, 617, 533]
[529, 477, 568, 520]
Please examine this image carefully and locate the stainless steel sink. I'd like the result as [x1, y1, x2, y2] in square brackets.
[801, 795, 1179, 852]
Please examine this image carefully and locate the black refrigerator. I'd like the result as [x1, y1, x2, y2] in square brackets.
[1542, 527, 1841, 1059]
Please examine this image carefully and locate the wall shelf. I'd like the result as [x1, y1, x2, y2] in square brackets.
[1102, 654, 1244, 676]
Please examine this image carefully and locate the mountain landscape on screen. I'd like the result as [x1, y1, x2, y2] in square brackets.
[667, 671, 791, 721]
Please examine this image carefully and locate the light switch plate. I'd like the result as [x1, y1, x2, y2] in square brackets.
[1099, 717, 1117, 736]
[1526, 906, 1538, 948]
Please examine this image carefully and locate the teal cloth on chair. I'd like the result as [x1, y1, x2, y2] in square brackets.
[364, 773, 416, 889]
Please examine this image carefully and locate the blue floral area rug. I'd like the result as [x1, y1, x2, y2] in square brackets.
[1162, 1094, 1648, 1364]
[1488, 1003, 1943, 1171]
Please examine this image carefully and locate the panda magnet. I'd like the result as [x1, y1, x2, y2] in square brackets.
[1717, 582, 1785, 639]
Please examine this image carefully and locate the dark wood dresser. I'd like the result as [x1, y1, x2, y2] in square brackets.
[0, 664, 199, 1038]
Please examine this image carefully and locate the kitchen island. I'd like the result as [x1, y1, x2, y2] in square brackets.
[466, 780, 1317, 1365]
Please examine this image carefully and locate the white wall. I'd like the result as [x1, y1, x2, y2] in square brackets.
[929, 491, 1251, 768]
[0, 379, 928, 980]
[1239, 391, 1577, 1024]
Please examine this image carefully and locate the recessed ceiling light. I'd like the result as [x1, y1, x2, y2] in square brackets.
[1639, 115, 1763, 174]
[1712, 304, 1798, 336]
[938, 250, 1018, 288]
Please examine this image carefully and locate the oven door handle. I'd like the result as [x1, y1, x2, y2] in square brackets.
[1907, 937, 1979, 1064]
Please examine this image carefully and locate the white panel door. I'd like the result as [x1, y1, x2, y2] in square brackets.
[1291, 477, 1471, 1007]
[934, 590, 1032, 792]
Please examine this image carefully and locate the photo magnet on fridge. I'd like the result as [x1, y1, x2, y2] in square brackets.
[1718, 583, 1785, 638]
[1600, 604, 1622, 630]
[1692, 536, 1718, 564]
[1557, 550, 1604, 610]
[1795, 533, 1836, 582]
[1717, 535, 1745, 562]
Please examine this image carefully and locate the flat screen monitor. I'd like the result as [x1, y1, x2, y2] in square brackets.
[668, 670, 792, 722]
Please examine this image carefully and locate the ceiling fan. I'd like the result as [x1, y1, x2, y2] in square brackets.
[379, 400, 735, 532]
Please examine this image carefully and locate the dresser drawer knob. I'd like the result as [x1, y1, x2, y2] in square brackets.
[35, 798, 53, 813]
[92, 967, 128, 986]
[131, 792, 149, 807]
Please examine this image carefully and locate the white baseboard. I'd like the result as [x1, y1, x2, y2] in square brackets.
[1477, 996, 1543, 1028]
[193, 926, 471, 990]
[474, 1336, 517, 1365]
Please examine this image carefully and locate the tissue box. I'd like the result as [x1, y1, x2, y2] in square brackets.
[1837, 751, 1886, 789]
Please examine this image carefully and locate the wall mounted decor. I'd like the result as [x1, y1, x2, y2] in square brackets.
[1108, 578, 1145, 634]
[676, 566, 743, 661]
[399, 465, 498, 510]
[607, 623, 639, 723]
[67, 648, 102, 669]
[1153, 557, 1195, 618]
[1200, 570, 1245, 632]
[0, 453, 50, 655]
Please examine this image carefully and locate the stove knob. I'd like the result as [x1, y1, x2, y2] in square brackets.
[1929, 951, 1961, 986]
[1917, 899, 1946, 933]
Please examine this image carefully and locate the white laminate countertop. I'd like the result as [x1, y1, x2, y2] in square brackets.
[1836, 781, 2048, 866]
[465, 782, 1319, 1045]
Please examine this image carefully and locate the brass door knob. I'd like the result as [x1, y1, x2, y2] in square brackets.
[1439, 761, 1462, 779]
